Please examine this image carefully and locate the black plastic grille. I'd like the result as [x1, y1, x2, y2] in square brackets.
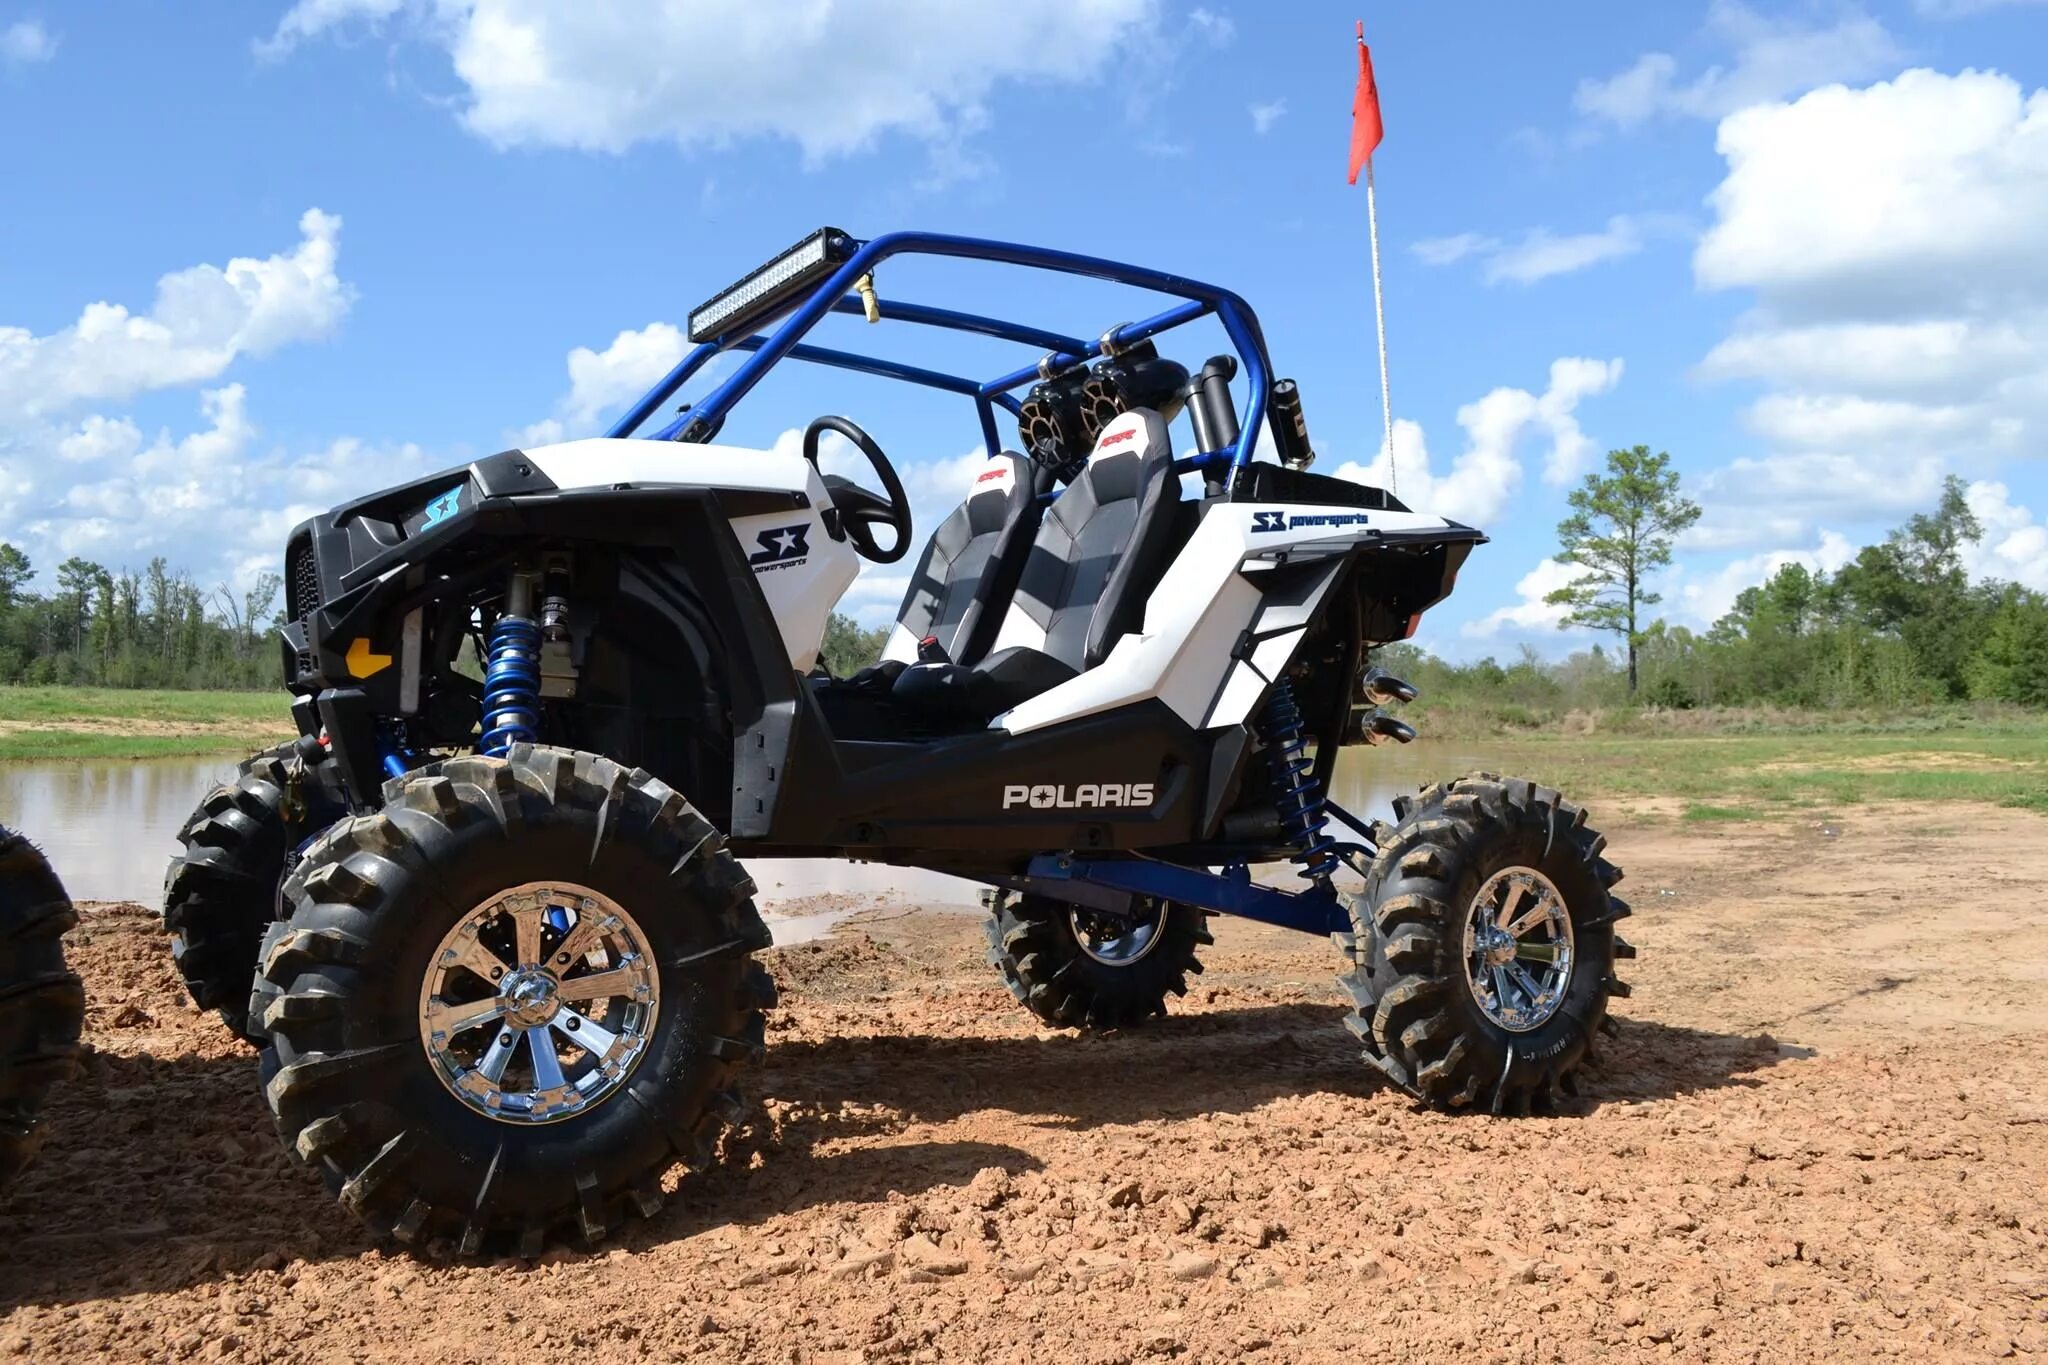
[286, 536, 320, 627]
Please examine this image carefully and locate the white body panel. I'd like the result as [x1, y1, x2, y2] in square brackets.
[522, 437, 858, 674]
[996, 502, 1460, 735]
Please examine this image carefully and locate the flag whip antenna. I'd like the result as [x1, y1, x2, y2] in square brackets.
[1349, 20, 1395, 493]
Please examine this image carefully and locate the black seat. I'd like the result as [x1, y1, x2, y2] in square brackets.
[893, 409, 1179, 720]
[878, 453, 1039, 667]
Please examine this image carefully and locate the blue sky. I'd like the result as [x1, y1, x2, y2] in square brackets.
[2, 1, 2045, 657]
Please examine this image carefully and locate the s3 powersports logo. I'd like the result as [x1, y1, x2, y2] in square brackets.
[1002, 782, 1156, 811]
[747, 523, 811, 571]
[1250, 510, 1372, 533]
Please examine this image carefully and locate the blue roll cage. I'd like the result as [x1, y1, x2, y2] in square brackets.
[607, 229, 1357, 937]
[606, 230, 1277, 478]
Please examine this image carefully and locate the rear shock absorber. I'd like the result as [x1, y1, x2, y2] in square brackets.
[1259, 678, 1338, 886]
[480, 572, 541, 757]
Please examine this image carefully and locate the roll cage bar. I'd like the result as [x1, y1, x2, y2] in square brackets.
[606, 230, 1277, 476]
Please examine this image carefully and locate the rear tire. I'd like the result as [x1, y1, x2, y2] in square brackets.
[255, 745, 774, 1255]
[0, 829, 84, 1190]
[162, 743, 343, 1043]
[985, 891, 1211, 1030]
[1336, 774, 1632, 1114]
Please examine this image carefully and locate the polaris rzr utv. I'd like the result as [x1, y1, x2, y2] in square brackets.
[163, 229, 1633, 1255]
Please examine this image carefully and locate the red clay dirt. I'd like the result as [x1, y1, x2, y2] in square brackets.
[3, 802, 2046, 1362]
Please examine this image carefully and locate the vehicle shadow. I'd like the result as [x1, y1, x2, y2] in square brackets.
[0, 1002, 1791, 1310]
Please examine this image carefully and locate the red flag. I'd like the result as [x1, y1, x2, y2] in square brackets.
[1348, 20, 1383, 185]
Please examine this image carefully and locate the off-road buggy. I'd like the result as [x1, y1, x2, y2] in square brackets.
[163, 230, 1633, 1254]
[1, 827, 84, 1191]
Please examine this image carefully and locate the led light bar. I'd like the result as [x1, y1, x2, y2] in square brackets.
[687, 227, 856, 343]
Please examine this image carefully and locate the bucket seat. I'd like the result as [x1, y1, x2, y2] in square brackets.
[892, 409, 1180, 721]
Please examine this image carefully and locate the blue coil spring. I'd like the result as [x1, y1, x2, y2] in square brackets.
[479, 613, 541, 756]
[1260, 679, 1338, 882]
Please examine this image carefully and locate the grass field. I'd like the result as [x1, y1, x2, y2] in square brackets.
[2, 686, 2045, 816]
[1397, 716, 2048, 816]
[0, 687, 290, 761]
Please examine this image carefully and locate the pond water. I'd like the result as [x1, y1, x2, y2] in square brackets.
[0, 746, 1481, 941]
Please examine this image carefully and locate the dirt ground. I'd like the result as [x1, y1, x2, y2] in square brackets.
[3, 802, 2046, 1363]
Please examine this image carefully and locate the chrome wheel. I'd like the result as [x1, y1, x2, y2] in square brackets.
[418, 882, 659, 1124]
[1462, 866, 1574, 1033]
[1068, 898, 1168, 966]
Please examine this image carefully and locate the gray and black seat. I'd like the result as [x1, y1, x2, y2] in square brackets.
[876, 453, 1040, 669]
[892, 409, 1180, 721]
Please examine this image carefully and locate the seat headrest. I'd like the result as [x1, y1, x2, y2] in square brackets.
[963, 454, 1023, 533]
[1082, 410, 1171, 502]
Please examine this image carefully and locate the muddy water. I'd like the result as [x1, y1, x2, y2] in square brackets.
[0, 747, 1475, 940]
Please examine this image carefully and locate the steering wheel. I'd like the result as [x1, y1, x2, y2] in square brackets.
[803, 415, 912, 564]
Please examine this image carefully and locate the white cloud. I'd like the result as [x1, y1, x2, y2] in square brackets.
[257, 0, 403, 57]
[1963, 481, 2048, 590]
[266, 0, 1157, 161]
[0, 209, 350, 420]
[4, 386, 435, 592]
[1411, 233, 1495, 267]
[1329, 356, 1624, 524]
[1914, 0, 2047, 15]
[1674, 530, 1857, 626]
[1249, 100, 1285, 135]
[1576, 1, 1901, 127]
[1687, 67, 2048, 551]
[1414, 215, 1680, 286]
[1187, 7, 1234, 46]
[1697, 69, 2048, 308]
[1463, 558, 1593, 639]
[1, 19, 56, 66]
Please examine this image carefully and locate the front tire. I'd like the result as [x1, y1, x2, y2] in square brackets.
[254, 746, 775, 1255]
[162, 743, 342, 1042]
[1337, 775, 1633, 1114]
[0, 829, 84, 1190]
[985, 891, 1211, 1030]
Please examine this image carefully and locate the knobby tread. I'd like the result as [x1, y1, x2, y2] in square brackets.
[984, 892, 1209, 1031]
[161, 742, 344, 1043]
[1334, 772, 1629, 1114]
[254, 745, 772, 1256]
[0, 828, 84, 1189]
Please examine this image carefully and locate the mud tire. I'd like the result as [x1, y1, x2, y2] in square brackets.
[162, 743, 344, 1042]
[985, 891, 1211, 1030]
[0, 828, 84, 1190]
[1336, 774, 1633, 1114]
[254, 745, 774, 1255]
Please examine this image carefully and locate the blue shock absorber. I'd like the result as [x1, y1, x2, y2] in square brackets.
[479, 611, 541, 757]
[1259, 679, 1337, 885]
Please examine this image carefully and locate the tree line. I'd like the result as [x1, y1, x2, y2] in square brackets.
[1398, 449, 2048, 713]
[0, 544, 282, 690]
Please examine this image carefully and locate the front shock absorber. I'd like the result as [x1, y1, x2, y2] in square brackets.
[480, 572, 541, 757]
[1259, 678, 1338, 886]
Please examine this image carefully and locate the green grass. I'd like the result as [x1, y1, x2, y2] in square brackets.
[0, 686, 290, 761]
[1413, 717, 2048, 815]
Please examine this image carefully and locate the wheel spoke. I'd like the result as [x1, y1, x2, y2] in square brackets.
[1504, 899, 1555, 941]
[1491, 964, 1516, 1008]
[528, 1024, 567, 1093]
[476, 1027, 519, 1083]
[437, 930, 513, 990]
[557, 962, 648, 1004]
[1507, 961, 1547, 1003]
[511, 901, 545, 968]
[553, 1007, 620, 1056]
[425, 995, 505, 1038]
[1494, 879, 1528, 929]
[1514, 939, 1560, 965]
[550, 908, 615, 968]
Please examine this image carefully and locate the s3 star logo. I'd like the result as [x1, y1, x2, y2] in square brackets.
[747, 523, 811, 571]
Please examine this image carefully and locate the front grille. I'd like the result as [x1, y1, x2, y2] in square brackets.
[286, 535, 321, 627]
